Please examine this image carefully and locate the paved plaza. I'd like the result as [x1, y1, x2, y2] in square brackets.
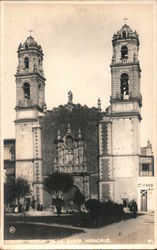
[4, 212, 154, 245]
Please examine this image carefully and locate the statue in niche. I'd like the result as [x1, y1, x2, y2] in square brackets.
[34, 63, 37, 72]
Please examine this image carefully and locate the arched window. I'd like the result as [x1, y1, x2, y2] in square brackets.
[23, 82, 30, 99]
[66, 135, 73, 148]
[121, 46, 128, 59]
[120, 73, 129, 99]
[24, 57, 29, 69]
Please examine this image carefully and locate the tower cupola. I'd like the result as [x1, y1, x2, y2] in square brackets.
[18, 36, 43, 53]
[112, 24, 140, 66]
[17, 36, 44, 77]
[112, 24, 139, 44]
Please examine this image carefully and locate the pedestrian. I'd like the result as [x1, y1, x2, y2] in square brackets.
[14, 205, 18, 213]
[132, 201, 138, 218]
[55, 197, 62, 216]
[129, 200, 138, 218]
[123, 205, 130, 220]
[37, 203, 40, 211]
[18, 203, 22, 213]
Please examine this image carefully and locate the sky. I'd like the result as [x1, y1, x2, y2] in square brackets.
[1, 1, 156, 149]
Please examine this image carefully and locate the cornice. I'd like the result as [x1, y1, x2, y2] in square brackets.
[110, 62, 141, 72]
[14, 118, 38, 123]
[15, 72, 46, 82]
[109, 111, 142, 121]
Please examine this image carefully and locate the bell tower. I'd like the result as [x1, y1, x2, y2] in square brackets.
[99, 24, 142, 204]
[111, 23, 142, 111]
[15, 34, 46, 205]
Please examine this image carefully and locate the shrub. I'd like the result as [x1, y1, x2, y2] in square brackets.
[101, 200, 123, 217]
[85, 199, 102, 227]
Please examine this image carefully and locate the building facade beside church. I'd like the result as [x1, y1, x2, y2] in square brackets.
[4, 24, 155, 211]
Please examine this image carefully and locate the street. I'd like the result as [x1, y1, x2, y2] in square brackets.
[64, 212, 154, 244]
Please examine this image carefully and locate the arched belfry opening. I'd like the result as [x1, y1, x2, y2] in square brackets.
[121, 46, 128, 59]
[120, 73, 129, 99]
[122, 31, 127, 38]
[23, 82, 30, 99]
[24, 57, 29, 69]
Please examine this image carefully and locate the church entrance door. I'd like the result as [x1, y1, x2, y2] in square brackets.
[140, 190, 147, 211]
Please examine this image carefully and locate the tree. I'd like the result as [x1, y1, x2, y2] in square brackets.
[43, 172, 74, 215]
[15, 177, 31, 201]
[4, 177, 31, 208]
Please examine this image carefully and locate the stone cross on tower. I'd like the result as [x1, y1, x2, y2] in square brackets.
[123, 17, 128, 24]
[29, 29, 33, 36]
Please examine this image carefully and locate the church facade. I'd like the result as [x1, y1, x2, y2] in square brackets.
[13, 24, 155, 211]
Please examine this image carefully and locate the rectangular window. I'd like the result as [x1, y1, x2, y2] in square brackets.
[142, 164, 149, 171]
[140, 163, 153, 177]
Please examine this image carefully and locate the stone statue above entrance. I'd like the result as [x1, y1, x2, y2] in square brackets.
[68, 91, 73, 104]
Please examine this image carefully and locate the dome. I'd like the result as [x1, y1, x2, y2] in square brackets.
[24, 36, 38, 46]
[18, 35, 43, 54]
[112, 24, 139, 45]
